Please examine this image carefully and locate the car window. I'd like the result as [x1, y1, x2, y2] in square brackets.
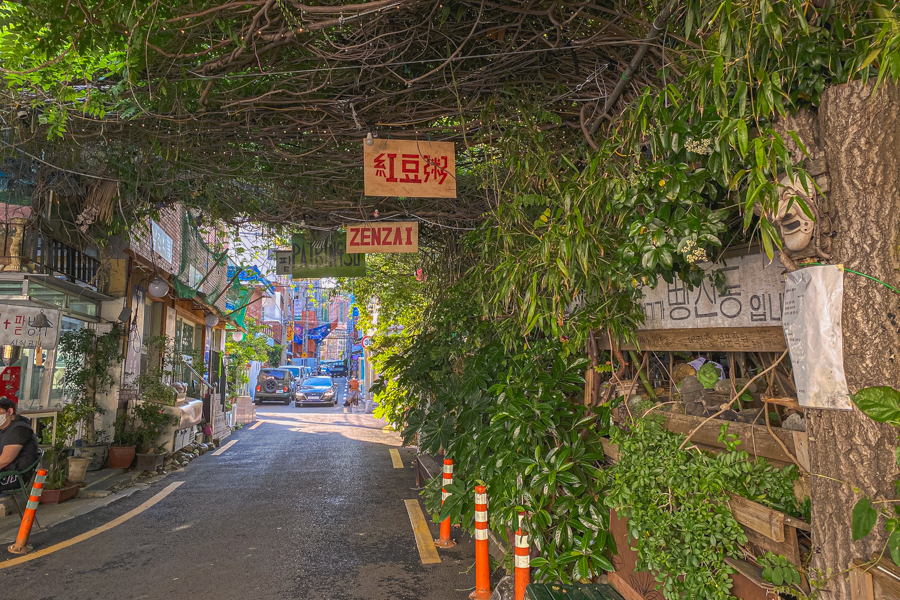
[261, 369, 288, 379]
[304, 377, 332, 387]
[280, 367, 302, 378]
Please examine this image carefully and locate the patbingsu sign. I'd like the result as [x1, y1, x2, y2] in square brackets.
[638, 253, 785, 330]
[0, 304, 60, 349]
[291, 233, 366, 278]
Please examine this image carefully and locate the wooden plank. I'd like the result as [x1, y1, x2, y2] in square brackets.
[867, 554, 900, 598]
[744, 525, 802, 567]
[661, 413, 801, 468]
[792, 431, 810, 472]
[849, 560, 875, 600]
[727, 492, 785, 542]
[784, 515, 811, 532]
[597, 327, 787, 352]
[724, 557, 776, 592]
[606, 572, 646, 600]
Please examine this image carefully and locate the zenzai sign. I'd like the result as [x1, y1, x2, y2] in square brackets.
[0, 304, 60, 349]
[346, 222, 418, 254]
[364, 139, 456, 198]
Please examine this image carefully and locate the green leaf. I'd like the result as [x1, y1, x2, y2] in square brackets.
[851, 497, 878, 541]
[852, 386, 900, 423]
[890, 531, 900, 566]
[772, 566, 784, 586]
[736, 119, 748, 157]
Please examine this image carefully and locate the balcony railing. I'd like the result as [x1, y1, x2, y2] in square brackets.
[21, 228, 100, 286]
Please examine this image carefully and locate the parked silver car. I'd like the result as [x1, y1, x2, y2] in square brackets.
[294, 376, 337, 407]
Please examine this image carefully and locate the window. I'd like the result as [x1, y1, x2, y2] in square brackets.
[48, 317, 87, 407]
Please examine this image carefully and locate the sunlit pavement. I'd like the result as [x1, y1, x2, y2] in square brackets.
[0, 378, 479, 600]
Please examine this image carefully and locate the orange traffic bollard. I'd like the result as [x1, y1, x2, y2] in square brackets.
[514, 513, 530, 600]
[434, 458, 457, 548]
[8, 469, 47, 555]
[470, 485, 492, 600]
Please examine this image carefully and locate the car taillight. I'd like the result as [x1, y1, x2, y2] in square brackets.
[283, 387, 288, 392]
[256, 385, 260, 392]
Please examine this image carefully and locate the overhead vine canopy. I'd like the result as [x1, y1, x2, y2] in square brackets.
[0, 0, 670, 228]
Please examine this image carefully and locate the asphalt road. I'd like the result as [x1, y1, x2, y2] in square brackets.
[0, 378, 479, 599]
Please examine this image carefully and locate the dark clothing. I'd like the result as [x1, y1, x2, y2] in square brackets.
[0, 415, 39, 490]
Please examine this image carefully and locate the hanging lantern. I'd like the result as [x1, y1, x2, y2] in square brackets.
[205, 313, 219, 328]
[148, 275, 169, 297]
[232, 331, 244, 342]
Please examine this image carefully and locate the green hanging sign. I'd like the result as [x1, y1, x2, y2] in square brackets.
[292, 233, 366, 278]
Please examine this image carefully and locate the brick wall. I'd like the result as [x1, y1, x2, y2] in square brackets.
[131, 205, 182, 276]
[131, 204, 229, 311]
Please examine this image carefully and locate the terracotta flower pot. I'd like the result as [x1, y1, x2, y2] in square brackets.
[108, 445, 136, 469]
[40, 483, 80, 505]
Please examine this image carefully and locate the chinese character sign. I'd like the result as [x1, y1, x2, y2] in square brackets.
[346, 222, 418, 254]
[637, 254, 785, 330]
[364, 139, 456, 198]
[0, 305, 60, 349]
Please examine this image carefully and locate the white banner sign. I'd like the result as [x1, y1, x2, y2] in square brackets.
[0, 304, 60, 349]
[783, 265, 852, 410]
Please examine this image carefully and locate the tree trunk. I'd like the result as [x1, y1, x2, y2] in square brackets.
[807, 81, 900, 599]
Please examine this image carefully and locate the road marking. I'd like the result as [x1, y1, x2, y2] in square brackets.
[212, 440, 238, 456]
[0, 481, 185, 570]
[249, 421, 263, 430]
[404, 499, 441, 564]
[390, 448, 403, 468]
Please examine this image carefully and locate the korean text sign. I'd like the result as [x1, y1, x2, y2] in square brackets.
[637, 253, 785, 330]
[0, 304, 60, 349]
[364, 139, 456, 198]
[346, 222, 418, 254]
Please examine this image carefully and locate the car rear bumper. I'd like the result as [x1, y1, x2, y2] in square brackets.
[256, 393, 291, 401]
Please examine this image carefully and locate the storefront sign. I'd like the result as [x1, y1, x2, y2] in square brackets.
[0, 304, 60, 349]
[638, 254, 785, 331]
[292, 233, 366, 278]
[275, 251, 293, 276]
[346, 222, 418, 254]
[151, 220, 173, 263]
[364, 139, 456, 198]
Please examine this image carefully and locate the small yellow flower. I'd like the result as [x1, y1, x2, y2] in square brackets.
[659, 179, 666, 186]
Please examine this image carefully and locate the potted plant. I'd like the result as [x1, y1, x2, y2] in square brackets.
[132, 401, 178, 473]
[109, 409, 141, 469]
[58, 326, 124, 471]
[38, 408, 81, 504]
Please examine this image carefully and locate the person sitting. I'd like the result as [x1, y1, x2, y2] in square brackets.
[0, 397, 40, 492]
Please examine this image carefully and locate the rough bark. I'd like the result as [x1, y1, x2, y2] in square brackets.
[808, 81, 900, 600]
